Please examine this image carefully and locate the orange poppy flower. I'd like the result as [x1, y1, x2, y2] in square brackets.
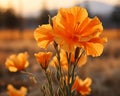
[52, 6, 107, 56]
[72, 76, 92, 95]
[7, 84, 27, 96]
[35, 52, 52, 70]
[5, 52, 29, 72]
[34, 24, 54, 49]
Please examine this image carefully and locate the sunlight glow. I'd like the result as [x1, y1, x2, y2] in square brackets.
[0, 0, 118, 17]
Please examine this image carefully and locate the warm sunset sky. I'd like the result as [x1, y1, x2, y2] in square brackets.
[0, 0, 119, 17]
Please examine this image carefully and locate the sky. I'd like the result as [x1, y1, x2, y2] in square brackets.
[0, 0, 119, 17]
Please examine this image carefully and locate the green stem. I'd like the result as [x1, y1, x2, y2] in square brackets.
[54, 42, 65, 96]
[45, 71, 53, 96]
[71, 63, 76, 85]
[57, 48, 62, 77]
[56, 51, 65, 96]
[66, 52, 72, 96]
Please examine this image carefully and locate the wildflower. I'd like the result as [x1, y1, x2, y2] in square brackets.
[34, 24, 54, 49]
[72, 76, 92, 95]
[7, 84, 27, 96]
[5, 52, 29, 72]
[35, 52, 52, 70]
[52, 6, 107, 56]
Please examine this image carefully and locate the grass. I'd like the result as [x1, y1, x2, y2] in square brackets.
[0, 29, 34, 40]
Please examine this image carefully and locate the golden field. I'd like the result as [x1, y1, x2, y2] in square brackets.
[0, 29, 120, 96]
[0, 29, 120, 40]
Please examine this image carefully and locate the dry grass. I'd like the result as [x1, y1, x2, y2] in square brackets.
[102, 29, 120, 40]
[0, 29, 120, 41]
[0, 29, 34, 40]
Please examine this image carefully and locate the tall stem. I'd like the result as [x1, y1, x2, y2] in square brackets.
[45, 71, 53, 96]
[66, 52, 72, 96]
[54, 41, 65, 96]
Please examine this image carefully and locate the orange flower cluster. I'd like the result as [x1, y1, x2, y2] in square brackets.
[5, 6, 107, 96]
[7, 84, 27, 96]
[5, 52, 29, 72]
[33, 6, 107, 95]
[34, 6, 107, 57]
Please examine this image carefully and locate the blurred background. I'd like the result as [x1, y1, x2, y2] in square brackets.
[0, 0, 120, 96]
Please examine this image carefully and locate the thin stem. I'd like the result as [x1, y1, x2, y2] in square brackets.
[45, 71, 54, 96]
[53, 42, 65, 96]
[66, 52, 72, 96]
[76, 49, 85, 64]
[71, 63, 76, 85]
[21, 71, 42, 91]
[66, 52, 71, 81]
[56, 50, 65, 96]
[21, 71, 37, 83]
[57, 49, 62, 77]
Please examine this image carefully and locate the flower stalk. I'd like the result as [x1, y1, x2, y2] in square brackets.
[45, 70, 54, 96]
[53, 41, 65, 96]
